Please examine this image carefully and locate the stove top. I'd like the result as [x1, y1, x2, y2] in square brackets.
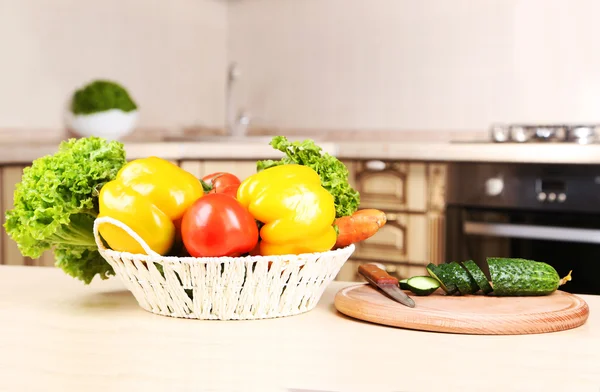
[488, 123, 600, 144]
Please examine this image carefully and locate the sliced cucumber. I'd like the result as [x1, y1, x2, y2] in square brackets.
[457, 261, 480, 294]
[462, 260, 493, 295]
[443, 262, 478, 295]
[426, 263, 458, 295]
[407, 276, 440, 296]
[437, 262, 464, 295]
[399, 278, 410, 290]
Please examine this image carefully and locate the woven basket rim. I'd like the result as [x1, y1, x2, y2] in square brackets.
[101, 243, 355, 265]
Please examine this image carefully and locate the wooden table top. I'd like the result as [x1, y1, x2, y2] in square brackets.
[1, 265, 599, 392]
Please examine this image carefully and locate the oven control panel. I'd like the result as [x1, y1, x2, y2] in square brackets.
[536, 179, 567, 203]
[485, 177, 504, 196]
[446, 162, 600, 213]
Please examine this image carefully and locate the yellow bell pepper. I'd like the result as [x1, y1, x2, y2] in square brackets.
[237, 164, 337, 256]
[98, 157, 204, 255]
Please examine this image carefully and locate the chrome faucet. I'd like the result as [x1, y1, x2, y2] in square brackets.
[226, 62, 250, 136]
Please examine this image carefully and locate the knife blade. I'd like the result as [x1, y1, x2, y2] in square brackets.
[358, 263, 415, 308]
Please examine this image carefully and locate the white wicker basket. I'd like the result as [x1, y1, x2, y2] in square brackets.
[93, 216, 355, 320]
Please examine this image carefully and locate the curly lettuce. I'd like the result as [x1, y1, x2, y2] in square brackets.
[257, 136, 360, 218]
[4, 137, 126, 284]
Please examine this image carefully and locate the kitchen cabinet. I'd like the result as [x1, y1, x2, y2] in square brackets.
[337, 160, 448, 281]
[352, 212, 427, 263]
[336, 259, 437, 283]
[1, 165, 55, 266]
[1, 166, 21, 265]
[179, 160, 258, 181]
[355, 161, 428, 212]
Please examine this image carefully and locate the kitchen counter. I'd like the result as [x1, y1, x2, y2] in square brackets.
[4, 140, 600, 165]
[1, 266, 599, 392]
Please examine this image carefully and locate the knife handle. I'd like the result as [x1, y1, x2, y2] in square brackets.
[358, 263, 398, 285]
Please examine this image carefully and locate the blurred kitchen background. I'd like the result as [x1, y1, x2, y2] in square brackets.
[2, 0, 600, 295]
[2, 0, 600, 141]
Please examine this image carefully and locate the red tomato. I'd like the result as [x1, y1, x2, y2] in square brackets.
[217, 184, 239, 198]
[181, 193, 258, 257]
[202, 172, 241, 197]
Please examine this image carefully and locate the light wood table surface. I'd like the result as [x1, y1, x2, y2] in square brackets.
[1, 265, 599, 392]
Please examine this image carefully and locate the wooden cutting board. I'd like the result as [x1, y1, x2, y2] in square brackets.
[334, 284, 589, 335]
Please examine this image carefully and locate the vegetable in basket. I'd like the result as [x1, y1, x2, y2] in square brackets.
[200, 172, 241, 198]
[181, 193, 259, 257]
[333, 209, 387, 249]
[258, 136, 385, 249]
[3, 137, 127, 284]
[257, 136, 360, 218]
[97, 156, 204, 255]
[237, 164, 337, 256]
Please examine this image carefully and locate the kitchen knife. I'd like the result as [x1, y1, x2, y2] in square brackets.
[358, 263, 415, 308]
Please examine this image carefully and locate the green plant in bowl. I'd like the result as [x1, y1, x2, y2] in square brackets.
[67, 79, 139, 140]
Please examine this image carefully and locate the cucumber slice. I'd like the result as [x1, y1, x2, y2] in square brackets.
[437, 262, 464, 295]
[426, 263, 458, 295]
[407, 276, 440, 296]
[399, 278, 410, 290]
[457, 261, 480, 294]
[462, 260, 493, 295]
[487, 257, 572, 296]
[445, 262, 478, 295]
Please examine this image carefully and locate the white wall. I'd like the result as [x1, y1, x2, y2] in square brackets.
[0, 0, 227, 131]
[228, 0, 600, 132]
[3, 1, 599, 135]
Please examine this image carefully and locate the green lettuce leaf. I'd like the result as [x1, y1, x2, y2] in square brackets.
[4, 136, 126, 284]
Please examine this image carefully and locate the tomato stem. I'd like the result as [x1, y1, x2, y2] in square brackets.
[199, 179, 213, 193]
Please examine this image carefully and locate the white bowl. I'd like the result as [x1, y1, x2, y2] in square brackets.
[67, 109, 139, 140]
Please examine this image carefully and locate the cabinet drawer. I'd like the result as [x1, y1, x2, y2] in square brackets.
[427, 163, 447, 212]
[352, 212, 428, 264]
[2, 166, 26, 265]
[336, 259, 428, 282]
[179, 160, 258, 182]
[355, 161, 427, 212]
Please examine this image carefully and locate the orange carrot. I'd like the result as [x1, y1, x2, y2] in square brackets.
[334, 209, 387, 248]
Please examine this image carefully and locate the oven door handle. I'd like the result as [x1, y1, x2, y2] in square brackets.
[463, 221, 600, 244]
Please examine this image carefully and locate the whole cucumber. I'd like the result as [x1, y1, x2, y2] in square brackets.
[487, 257, 572, 296]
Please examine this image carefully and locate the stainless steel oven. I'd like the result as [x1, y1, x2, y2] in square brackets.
[445, 162, 600, 295]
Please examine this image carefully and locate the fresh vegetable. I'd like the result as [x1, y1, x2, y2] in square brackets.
[97, 156, 204, 255]
[426, 263, 458, 295]
[334, 209, 386, 248]
[462, 260, 493, 295]
[399, 278, 410, 290]
[412, 258, 573, 297]
[201, 172, 241, 198]
[457, 261, 479, 293]
[3, 137, 127, 284]
[406, 276, 441, 296]
[237, 164, 337, 256]
[442, 262, 479, 295]
[71, 79, 137, 115]
[257, 136, 360, 218]
[181, 193, 259, 257]
[488, 257, 572, 296]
